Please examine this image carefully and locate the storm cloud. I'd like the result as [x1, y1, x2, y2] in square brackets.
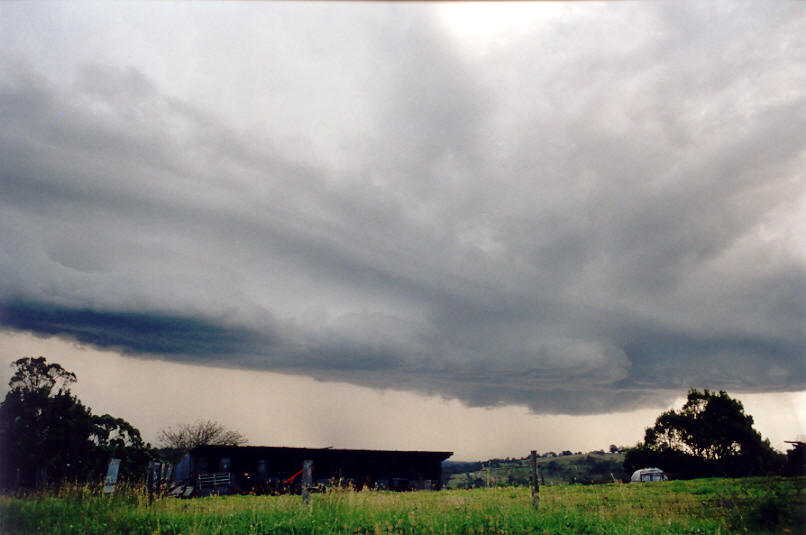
[1, 2, 804, 414]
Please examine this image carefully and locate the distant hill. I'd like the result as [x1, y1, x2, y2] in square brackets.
[443, 451, 627, 488]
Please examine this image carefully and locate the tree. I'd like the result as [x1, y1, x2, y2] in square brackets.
[624, 389, 784, 479]
[158, 419, 247, 460]
[7, 356, 76, 395]
[782, 441, 805, 476]
[0, 357, 153, 489]
[90, 414, 153, 480]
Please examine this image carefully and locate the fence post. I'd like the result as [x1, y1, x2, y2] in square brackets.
[146, 461, 154, 505]
[530, 450, 539, 508]
[302, 460, 313, 505]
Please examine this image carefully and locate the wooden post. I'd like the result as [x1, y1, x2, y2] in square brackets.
[530, 450, 539, 508]
[155, 462, 162, 495]
[146, 461, 154, 505]
[302, 460, 313, 505]
[36, 466, 47, 489]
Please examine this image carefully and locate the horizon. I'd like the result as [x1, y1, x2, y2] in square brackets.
[2, 331, 803, 462]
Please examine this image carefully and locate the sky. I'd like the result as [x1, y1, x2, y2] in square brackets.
[1, 2, 804, 460]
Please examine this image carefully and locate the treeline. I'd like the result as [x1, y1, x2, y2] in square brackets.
[622, 389, 798, 480]
[0, 357, 251, 491]
[0, 357, 156, 490]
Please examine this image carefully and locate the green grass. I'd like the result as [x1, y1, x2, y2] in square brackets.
[1, 477, 803, 534]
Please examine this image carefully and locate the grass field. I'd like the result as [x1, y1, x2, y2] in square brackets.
[1, 477, 803, 534]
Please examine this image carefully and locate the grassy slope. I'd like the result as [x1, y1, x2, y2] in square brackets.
[2, 477, 803, 534]
[446, 452, 627, 488]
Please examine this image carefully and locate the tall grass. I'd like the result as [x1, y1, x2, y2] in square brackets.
[1, 477, 802, 534]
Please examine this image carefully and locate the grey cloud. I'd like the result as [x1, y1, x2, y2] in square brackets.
[1, 3, 804, 414]
[0, 301, 266, 359]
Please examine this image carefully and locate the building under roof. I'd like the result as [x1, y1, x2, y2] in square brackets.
[174, 445, 453, 495]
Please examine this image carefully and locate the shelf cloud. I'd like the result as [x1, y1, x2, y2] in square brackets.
[1, 2, 804, 414]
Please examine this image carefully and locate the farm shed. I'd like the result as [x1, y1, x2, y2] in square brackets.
[630, 467, 668, 482]
[174, 445, 452, 495]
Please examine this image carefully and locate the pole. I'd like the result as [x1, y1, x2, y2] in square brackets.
[302, 460, 313, 505]
[146, 461, 154, 506]
[530, 450, 539, 508]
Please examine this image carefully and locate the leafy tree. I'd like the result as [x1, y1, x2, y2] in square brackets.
[624, 389, 784, 479]
[90, 414, 153, 481]
[8, 356, 76, 395]
[0, 357, 154, 489]
[782, 442, 805, 476]
[158, 420, 247, 461]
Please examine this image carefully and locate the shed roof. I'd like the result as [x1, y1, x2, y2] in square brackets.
[189, 445, 453, 461]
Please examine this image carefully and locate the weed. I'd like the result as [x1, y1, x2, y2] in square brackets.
[0, 477, 803, 534]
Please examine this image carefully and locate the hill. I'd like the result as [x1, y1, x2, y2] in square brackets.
[444, 451, 627, 488]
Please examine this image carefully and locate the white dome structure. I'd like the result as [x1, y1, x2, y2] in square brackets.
[630, 467, 668, 482]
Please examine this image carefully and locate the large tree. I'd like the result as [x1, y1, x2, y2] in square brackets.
[782, 441, 805, 476]
[0, 357, 153, 489]
[7, 356, 76, 395]
[624, 389, 784, 479]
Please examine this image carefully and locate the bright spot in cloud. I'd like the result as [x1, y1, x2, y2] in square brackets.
[435, 2, 556, 54]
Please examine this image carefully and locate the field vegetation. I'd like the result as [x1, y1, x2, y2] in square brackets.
[445, 452, 626, 488]
[2, 477, 803, 534]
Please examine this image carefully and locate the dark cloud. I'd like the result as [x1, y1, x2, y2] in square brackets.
[0, 301, 265, 359]
[1, 3, 804, 414]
